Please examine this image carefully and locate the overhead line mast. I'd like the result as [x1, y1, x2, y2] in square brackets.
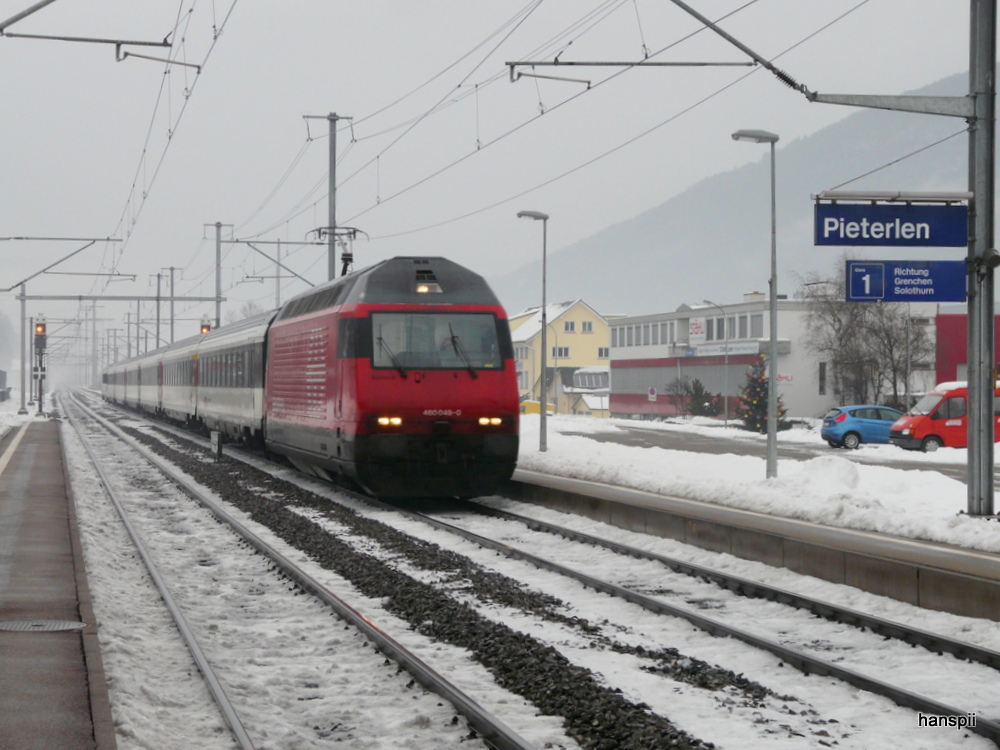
[304, 113, 362, 280]
[510, 0, 997, 515]
[665, 0, 996, 517]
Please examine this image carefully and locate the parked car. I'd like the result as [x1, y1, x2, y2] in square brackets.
[890, 382, 1000, 451]
[821, 405, 904, 449]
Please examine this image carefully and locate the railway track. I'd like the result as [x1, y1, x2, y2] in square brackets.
[73, 390, 1000, 748]
[406, 499, 1000, 738]
[61, 392, 538, 750]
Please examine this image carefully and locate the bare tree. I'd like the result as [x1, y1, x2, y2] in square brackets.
[800, 261, 932, 407]
[665, 376, 691, 416]
[225, 300, 267, 324]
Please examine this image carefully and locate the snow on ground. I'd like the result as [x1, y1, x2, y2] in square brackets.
[3, 394, 999, 748]
[2, 394, 996, 553]
[516, 413, 1000, 554]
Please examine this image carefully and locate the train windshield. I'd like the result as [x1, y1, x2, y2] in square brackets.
[371, 312, 504, 371]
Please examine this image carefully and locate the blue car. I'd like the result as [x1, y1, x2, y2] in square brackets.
[821, 405, 904, 449]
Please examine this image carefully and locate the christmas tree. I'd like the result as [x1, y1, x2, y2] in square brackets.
[738, 356, 787, 433]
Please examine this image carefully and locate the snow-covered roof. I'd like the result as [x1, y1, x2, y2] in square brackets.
[509, 300, 578, 342]
[580, 394, 609, 410]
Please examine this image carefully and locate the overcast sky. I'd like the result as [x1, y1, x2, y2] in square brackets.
[0, 1, 972, 360]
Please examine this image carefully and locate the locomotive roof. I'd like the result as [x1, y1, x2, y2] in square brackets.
[276, 256, 501, 320]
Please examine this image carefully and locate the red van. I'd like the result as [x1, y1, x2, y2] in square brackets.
[889, 382, 1000, 451]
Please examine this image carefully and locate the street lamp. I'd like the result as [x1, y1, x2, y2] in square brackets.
[517, 210, 549, 452]
[703, 299, 729, 427]
[732, 128, 779, 478]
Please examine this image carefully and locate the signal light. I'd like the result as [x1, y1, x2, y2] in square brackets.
[33, 315, 47, 350]
[200, 316, 211, 334]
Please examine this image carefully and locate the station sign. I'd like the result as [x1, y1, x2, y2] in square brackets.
[816, 203, 967, 247]
[846, 260, 966, 302]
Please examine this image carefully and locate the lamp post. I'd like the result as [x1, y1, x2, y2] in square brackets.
[732, 129, 779, 478]
[518, 210, 549, 452]
[703, 299, 729, 427]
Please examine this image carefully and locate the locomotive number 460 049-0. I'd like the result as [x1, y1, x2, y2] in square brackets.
[423, 409, 462, 417]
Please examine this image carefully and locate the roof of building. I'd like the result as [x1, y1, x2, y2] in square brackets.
[509, 299, 606, 342]
[580, 394, 609, 410]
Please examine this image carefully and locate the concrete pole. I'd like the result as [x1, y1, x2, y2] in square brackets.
[92, 300, 98, 387]
[518, 211, 550, 451]
[328, 113, 337, 281]
[275, 240, 281, 308]
[28, 315, 34, 404]
[18, 284, 27, 414]
[766, 139, 778, 479]
[540, 218, 548, 451]
[215, 222, 222, 329]
[156, 273, 162, 349]
[169, 267, 176, 344]
[966, 0, 996, 516]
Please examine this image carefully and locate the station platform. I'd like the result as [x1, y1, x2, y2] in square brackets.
[0, 417, 116, 750]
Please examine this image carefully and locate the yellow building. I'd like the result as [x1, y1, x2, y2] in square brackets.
[508, 299, 615, 417]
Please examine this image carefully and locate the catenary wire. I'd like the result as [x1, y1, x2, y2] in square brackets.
[359, 0, 952, 242]
[342, 0, 766, 227]
[246, 0, 756, 240]
[826, 128, 969, 191]
[101, 0, 241, 290]
[171, 0, 918, 325]
[230, 0, 554, 242]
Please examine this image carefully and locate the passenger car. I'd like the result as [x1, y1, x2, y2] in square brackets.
[821, 405, 904, 449]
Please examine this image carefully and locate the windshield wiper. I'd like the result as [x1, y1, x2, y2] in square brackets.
[448, 324, 478, 379]
[377, 336, 407, 378]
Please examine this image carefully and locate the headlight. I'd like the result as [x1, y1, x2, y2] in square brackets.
[478, 417, 503, 426]
[377, 416, 403, 426]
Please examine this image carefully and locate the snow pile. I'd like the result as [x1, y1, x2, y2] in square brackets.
[518, 414, 1000, 553]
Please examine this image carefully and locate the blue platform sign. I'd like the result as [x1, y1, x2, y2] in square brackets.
[846, 260, 967, 302]
[816, 203, 967, 246]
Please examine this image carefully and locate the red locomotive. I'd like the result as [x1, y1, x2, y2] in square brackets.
[104, 256, 520, 497]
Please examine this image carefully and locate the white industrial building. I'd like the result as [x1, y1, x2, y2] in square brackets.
[608, 292, 938, 420]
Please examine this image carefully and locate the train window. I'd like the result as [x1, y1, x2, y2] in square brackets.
[370, 312, 506, 371]
[310, 287, 339, 312]
[338, 317, 372, 359]
[278, 277, 357, 320]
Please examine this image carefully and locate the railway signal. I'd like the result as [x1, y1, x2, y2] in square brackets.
[34, 315, 46, 351]
[33, 315, 47, 416]
[200, 316, 211, 334]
